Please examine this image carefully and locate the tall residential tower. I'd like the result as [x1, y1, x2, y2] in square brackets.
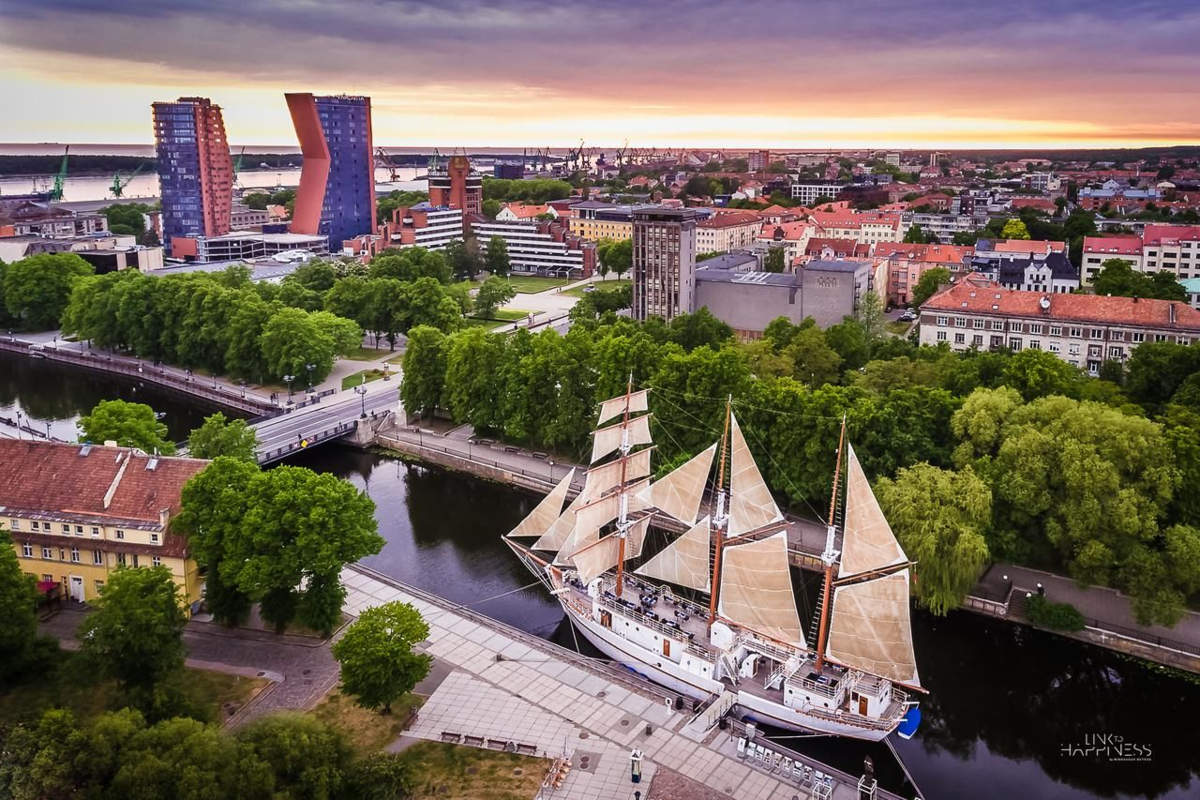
[152, 97, 234, 255]
[632, 207, 698, 322]
[286, 93, 376, 249]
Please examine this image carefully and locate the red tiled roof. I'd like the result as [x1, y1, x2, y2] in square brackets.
[698, 212, 760, 229]
[1142, 224, 1200, 246]
[873, 242, 973, 263]
[1010, 197, 1059, 212]
[0, 440, 207, 528]
[500, 202, 551, 219]
[993, 239, 1066, 254]
[921, 279, 1200, 330]
[760, 221, 812, 241]
[1082, 235, 1142, 256]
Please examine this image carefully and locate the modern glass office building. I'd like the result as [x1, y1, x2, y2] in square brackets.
[151, 97, 233, 255]
[286, 93, 376, 249]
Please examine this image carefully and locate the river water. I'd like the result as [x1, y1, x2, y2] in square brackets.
[3, 353, 1197, 800]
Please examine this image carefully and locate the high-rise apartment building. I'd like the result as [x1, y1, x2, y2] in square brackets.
[428, 155, 483, 216]
[632, 207, 698, 322]
[286, 93, 376, 248]
[152, 97, 233, 255]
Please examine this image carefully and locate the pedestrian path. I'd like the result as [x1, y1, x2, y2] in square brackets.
[341, 565, 864, 799]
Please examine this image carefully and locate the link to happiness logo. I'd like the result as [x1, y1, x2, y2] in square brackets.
[1061, 734, 1152, 762]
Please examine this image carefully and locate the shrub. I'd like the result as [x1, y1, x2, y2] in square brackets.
[1026, 595, 1086, 631]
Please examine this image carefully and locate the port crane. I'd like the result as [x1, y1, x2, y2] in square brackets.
[375, 147, 400, 182]
[109, 161, 148, 198]
[47, 145, 70, 202]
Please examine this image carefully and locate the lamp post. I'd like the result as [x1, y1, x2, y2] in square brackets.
[284, 374, 295, 402]
[353, 376, 368, 419]
[305, 362, 316, 393]
[15, 410, 23, 439]
[44, 421, 51, 440]
[240, 382, 247, 399]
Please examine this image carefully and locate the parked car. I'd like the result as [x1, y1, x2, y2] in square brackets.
[899, 309, 918, 321]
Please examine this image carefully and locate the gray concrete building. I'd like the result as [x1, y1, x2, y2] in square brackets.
[632, 207, 698, 322]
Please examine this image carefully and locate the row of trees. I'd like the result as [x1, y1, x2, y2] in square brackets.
[77, 400, 258, 460]
[178, 457, 384, 634]
[481, 177, 572, 203]
[402, 304, 1200, 623]
[0, 252, 94, 330]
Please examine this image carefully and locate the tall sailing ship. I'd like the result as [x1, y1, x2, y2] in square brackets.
[503, 385, 924, 741]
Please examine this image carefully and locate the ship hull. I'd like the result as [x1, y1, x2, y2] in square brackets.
[559, 597, 894, 741]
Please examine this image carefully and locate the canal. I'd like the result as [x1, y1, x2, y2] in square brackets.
[4, 355, 1198, 799]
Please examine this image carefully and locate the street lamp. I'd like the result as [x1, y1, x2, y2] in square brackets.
[305, 363, 316, 393]
[44, 421, 51, 440]
[240, 382, 247, 399]
[283, 374, 295, 402]
[53, 335, 58, 350]
[15, 410, 23, 439]
[353, 375, 368, 419]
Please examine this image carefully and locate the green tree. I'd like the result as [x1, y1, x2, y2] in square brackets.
[401, 325, 448, 418]
[999, 218, 1031, 240]
[473, 275, 516, 320]
[910, 267, 952, 308]
[344, 753, 416, 800]
[855, 289, 887, 343]
[876, 464, 992, 615]
[260, 307, 346, 384]
[1000, 348, 1081, 400]
[78, 399, 175, 454]
[331, 601, 432, 713]
[3, 252, 94, 329]
[78, 566, 186, 696]
[764, 247, 786, 273]
[903, 223, 932, 244]
[186, 412, 258, 461]
[0, 527, 42, 683]
[481, 198, 501, 219]
[1125, 341, 1200, 413]
[237, 713, 351, 800]
[783, 326, 842, 388]
[444, 327, 506, 430]
[597, 238, 633, 278]
[243, 191, 271, 210]
[370, 248, 453, 284]
[667, 307, 733, 352]
[485, 235, 511, 277]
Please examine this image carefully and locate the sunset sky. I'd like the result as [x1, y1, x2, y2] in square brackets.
[1, 0, 1197, 149]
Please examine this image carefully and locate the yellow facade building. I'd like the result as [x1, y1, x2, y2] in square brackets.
[0, 439, 208, 611]
[567, 201, 634, 243]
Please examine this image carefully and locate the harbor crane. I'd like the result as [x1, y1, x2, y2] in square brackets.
[48, 145, 70, 202]
[109, 161, 148, 198]
[615, 139, 630, 167]
[375, 147, 400, 182]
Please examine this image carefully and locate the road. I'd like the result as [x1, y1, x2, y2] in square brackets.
[251, 377, 398, 458]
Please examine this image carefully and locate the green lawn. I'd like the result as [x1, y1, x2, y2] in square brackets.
[562, 278, 630, 298]
[463, 318, 517, 331]
[503, 275, 568, 294]
[395, 741, 546, 800]
[886, 320, 913, 335]
[311, 689, 420, 757]
[341, 346, 391, 362]
[464, 308, 531, 331]
[0, 653, 268, 727]
[341, 368, 390, 390]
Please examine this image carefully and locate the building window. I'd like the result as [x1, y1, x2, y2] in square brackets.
[973, 319, 985, 329]
[75, 525, 83, 535]
[1029, 340, 1042, 350]
[1155, 334, 1168, 342]
[92, 550, 104, 566]
[1089, 345, 1102, 357]
[70, 547, 80, 563]
[1011, 322, 1024, 333]
[1070, 327, 1083, 338]
[1111, 331, 1124, 341]
[1131, 332, 1145, 343]
[954, 317, 967, 328]
[42, 546, 52, 560]
[152, 556, 162, 567]
[1091, 329, 1104, 339]
[116, 553, 126, 566]
[1069, 343, 1080, 355]
[92, 527, 100, 537]
[973, 335, 984, 346]
[115, 530, 125, 540]
[936, 331, 947, 341]
[1109, 347, 1124, 359]
[150, 533, 159, 544]
[991, 320, 1004, 331]
[94, 580, 105, 595]
[936, 316, 948, 326]
[1009, 338, 1023, 351]
[1048, 325, 1061, 336]
[22, 543, 33, 558]
[62, 524, 70, 534]
[1049, 342, 1061, 353]
[955, 333, 966, 344]
[1030, 324, 1044, 334]
[9, 519, 18, 531]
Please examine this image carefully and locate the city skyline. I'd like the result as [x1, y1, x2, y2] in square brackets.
[1, 0, 1198, 149]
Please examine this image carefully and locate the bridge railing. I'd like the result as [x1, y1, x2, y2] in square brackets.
[257, 420, 358, 464]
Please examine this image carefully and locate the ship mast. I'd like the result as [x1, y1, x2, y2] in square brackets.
[614, 374, 633, 596]
[814, 415, 847, 672]
[707, 397, 733, 633]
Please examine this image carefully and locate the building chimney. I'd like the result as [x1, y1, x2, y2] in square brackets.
[1169, 303, 1177, 325]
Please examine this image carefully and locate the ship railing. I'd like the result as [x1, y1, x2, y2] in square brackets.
[793, 703, 897, 732]
[595, 594, 708, 656]
[850, 672, 891, 699]
[732, 632, 806, 664]
[788, 672, 846, 702]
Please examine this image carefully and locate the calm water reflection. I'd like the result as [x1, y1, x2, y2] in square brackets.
[2, 358, 1197, 800]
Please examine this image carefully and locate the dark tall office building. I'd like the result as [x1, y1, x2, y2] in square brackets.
[152, 97, 233, 255]
[632, 207, 699, 322]
[286, 93, 376, 249]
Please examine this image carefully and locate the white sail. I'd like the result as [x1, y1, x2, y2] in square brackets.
[506, 468, 576, 539]
[626, 515, 651, 560]
[825, 570, 920, 686]
[555, 492, 621, 565]
[582, 448, 652, 502]
[597, 389, 649, 426]
[635, 515, 711, 591]
[717, 531, 805, 647]
[839, 444, 907, 579]
[532, 490, 587, 552]
[591, 414, 653, 464]
[727, 414, 783, 538]
[571, 534, 622, 584]
[638, 443, 716, 526]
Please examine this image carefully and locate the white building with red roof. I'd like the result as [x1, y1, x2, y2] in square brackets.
[696, 212, 762, 254]
[919, 278, 1200, 374]
[1081, 225, 1200, 284]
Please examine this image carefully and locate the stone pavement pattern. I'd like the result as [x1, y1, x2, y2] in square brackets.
[343, 566, 862, 799]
